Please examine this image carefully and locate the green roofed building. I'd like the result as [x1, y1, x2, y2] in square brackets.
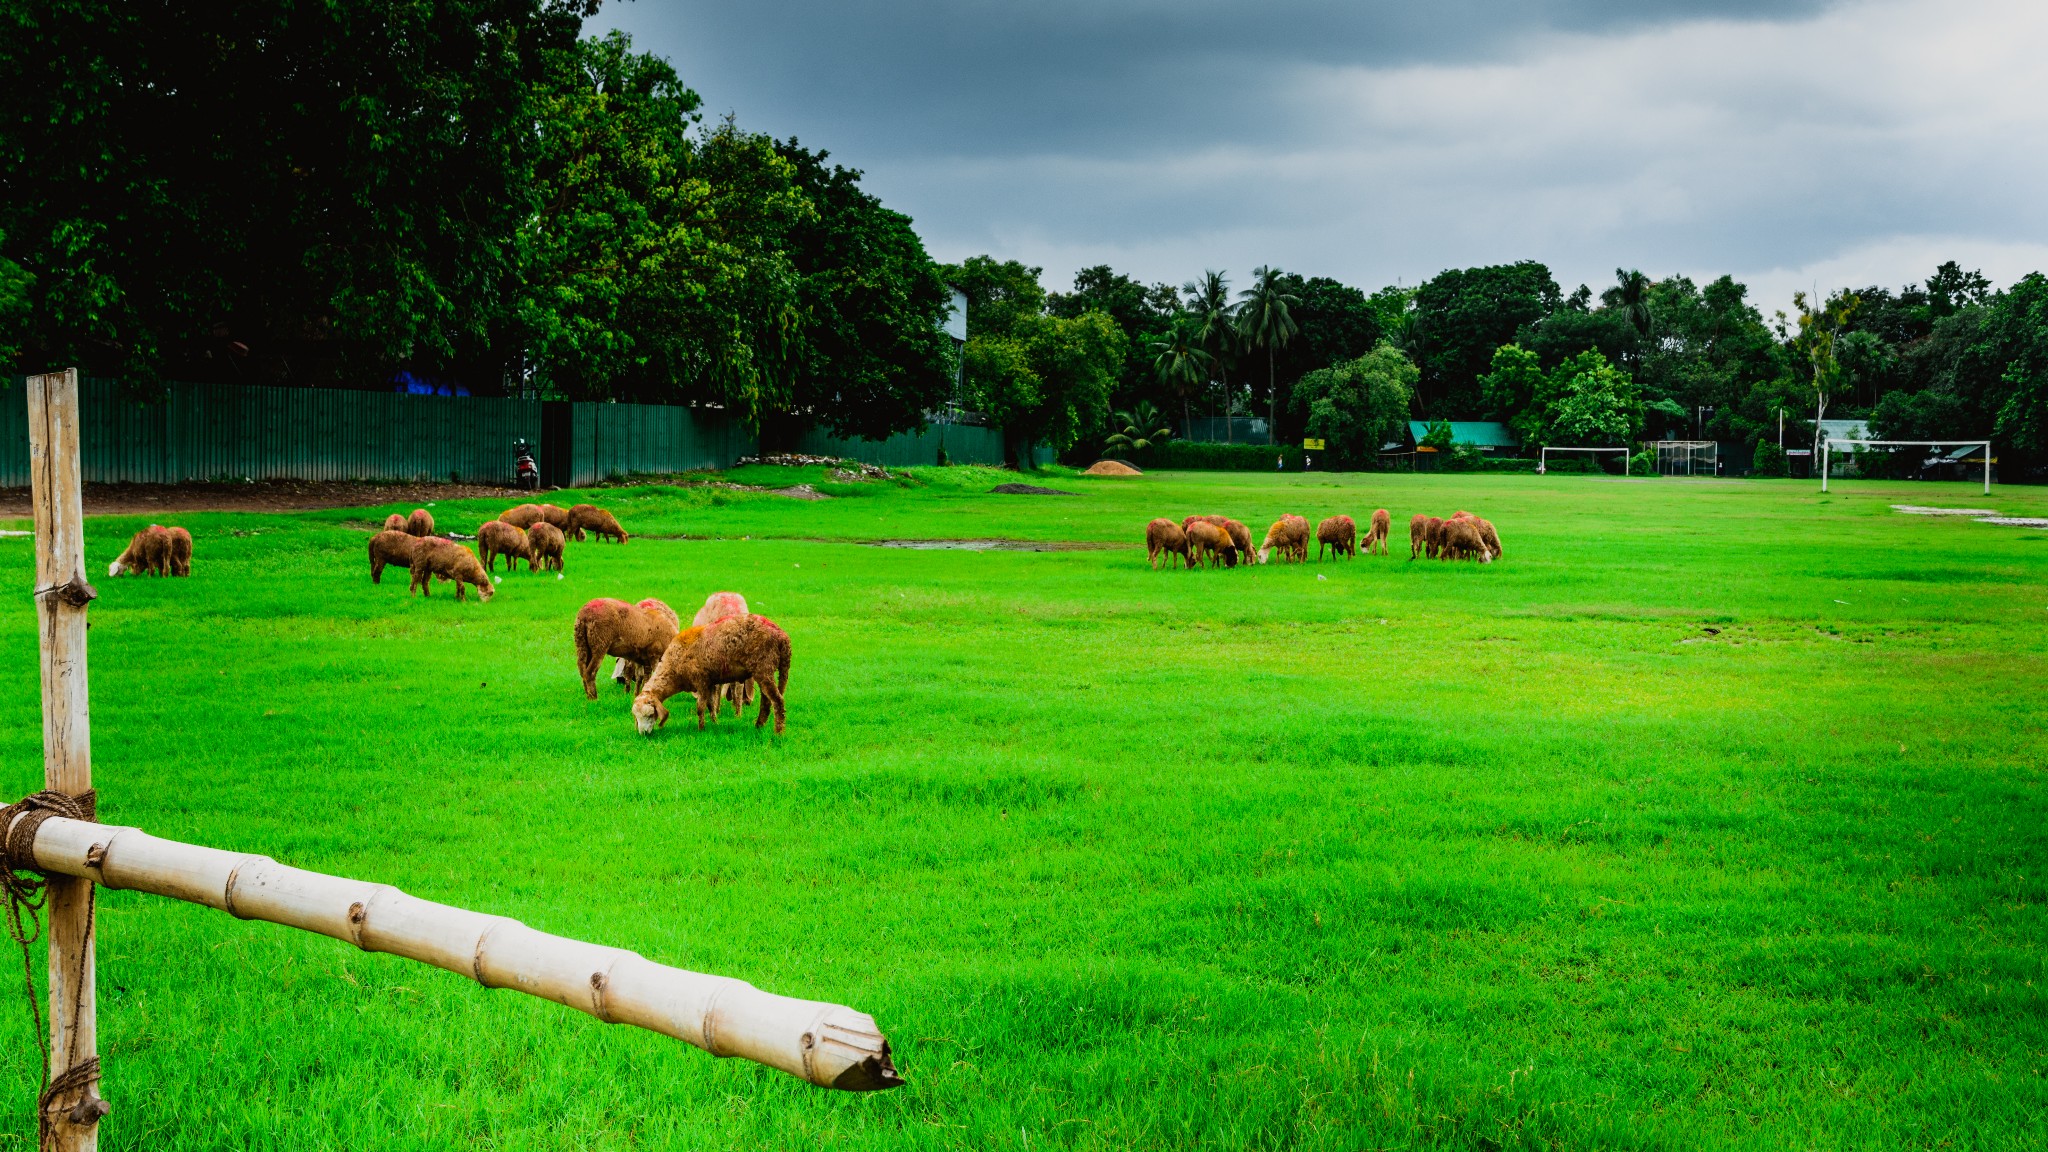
[1406, 421, 1521, 454]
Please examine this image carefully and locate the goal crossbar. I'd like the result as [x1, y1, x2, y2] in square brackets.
[1537, 446, 1630, 477]
[1820, 439, 1991, 495]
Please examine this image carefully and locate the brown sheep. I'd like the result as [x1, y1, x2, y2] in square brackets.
[109, 526, 172, 577]
[476, 520, 534, 572]
[526, 521, 566, 572]
[633, 615, 791, 735]
[576, 597, 679, 698]
[611, 598, 685, 692]
[1146, 518, 1191, 570]
[408, 537, 493, 601]
[499, 504, 545, 530]
[157, 525, 193, 576]
[1449, 511, 1504, 560]
[367, 529, 419, 584]
[1259, 515, 1310, 564]
[1439, 516, 1493, 563]
[405, 508, 436, 537]
[1365, 509, 1392, 555]
[538, 504, 572, 531]
[1409, 513, 1430, 559]
[1184, 520, 1236, 568]
[566, 503, 628, 543]
[1315, 515, 1356, 560]
[1422, 516, 1449, 559]
[690, 591, 754, 714]
[382, 513, 407, 533]
[1181, 515, 1255, 561]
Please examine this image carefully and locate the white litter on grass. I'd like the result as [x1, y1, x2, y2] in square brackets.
[556, 573, 564, 580]
[1892, 504, 1997, 516]
[1975, 517, 2048, 527]
[1316, 574, 1326, 581]
[493, 576, 502, 584]
[1834, 599, 1849, 604]
[0, 530, 31, 538]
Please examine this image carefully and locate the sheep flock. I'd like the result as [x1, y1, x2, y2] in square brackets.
[1146, 507, 1504, 568]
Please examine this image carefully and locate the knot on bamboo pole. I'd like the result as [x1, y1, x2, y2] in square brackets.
[30, 579, 97, 610]
[39, 1055, 107, 1144]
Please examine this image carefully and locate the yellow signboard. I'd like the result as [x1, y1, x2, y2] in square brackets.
[1302, 438, 1325, 450]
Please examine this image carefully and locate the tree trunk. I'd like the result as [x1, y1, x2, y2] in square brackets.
[1268, 347, 1277, 446]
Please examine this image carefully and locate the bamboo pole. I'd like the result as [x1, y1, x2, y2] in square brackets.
[8, 812, 903, 1093]
[26, 369, 104, 1150]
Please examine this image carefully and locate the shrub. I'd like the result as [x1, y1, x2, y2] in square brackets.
[1751, 441, 1788, 477]
[1150, 441, 1306, 471]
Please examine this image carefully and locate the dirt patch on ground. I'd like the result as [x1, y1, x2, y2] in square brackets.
[1083, 460, 1142, 476]
[989, 483, 1077, 496]
[868, 538, 1128, 551]
[770, 485, 831, 500]
[0, 480, 531, 518]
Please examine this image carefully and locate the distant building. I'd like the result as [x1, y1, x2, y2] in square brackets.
[1405, 421, 1520, 454]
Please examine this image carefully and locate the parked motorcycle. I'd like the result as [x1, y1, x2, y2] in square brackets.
[514, 439, 539, 490]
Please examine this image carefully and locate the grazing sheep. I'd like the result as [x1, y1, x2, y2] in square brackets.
[499, 503, 545, 530]
[404, 508, 436, 537]
[1259, 515, 1310, 565]
[539, 504, 572, 531]
[610, 598, 684, 691]
[632, 614, 791, 735]
[476, 520, 534, 572]
[1422, 516, 1449, 559]
[382, 513, 407, 532]
[566, 503, 628, 543]
[1365, 509, 1392, 555]
[689, 591, 754, 714]
[1316, 515, 1357, 560]
[1184, 520, 1236, 568]
[1146, 518, 1191, 570]
[1409, 513, 1430, 560]
[526, 521, 565, 572]
[109, 526, 171, 576]
[154, 525, 193, 576]
[1474, 517, 1503, 560]
[367, 529, 419, 584]
[408, 537, 494, 601]
[1181, 515, 1255, 561]
[577, 597, 679, 699]
[1439, 516, 1492, 563]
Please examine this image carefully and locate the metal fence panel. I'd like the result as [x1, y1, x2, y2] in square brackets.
[798, 424, 1013, 467]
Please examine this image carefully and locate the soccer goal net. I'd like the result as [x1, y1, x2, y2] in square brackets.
[1651, 440, 1718, 476]
[1821, 439, 1993, 495]
[1537, 446, 1632, 476]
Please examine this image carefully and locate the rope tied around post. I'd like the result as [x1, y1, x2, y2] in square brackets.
[29, 580, 97, 609]
[0, 791, 106, 1145]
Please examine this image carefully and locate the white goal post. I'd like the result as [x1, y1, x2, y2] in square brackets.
[1651, 440, 1718, 476]
[1820, 439, 1992, 495]
[1537, 446, 1631, 476]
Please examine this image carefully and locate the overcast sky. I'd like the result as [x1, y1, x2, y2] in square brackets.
[597, 0, 2048, 313]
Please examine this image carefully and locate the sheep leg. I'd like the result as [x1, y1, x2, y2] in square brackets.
[695, 688, 715, 730]
[756, 676, 786, 733]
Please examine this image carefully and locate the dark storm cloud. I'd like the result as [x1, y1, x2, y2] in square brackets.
[600, 1, 1833, 157]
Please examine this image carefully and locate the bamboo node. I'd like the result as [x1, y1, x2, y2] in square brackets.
[82, 844, 106, 870]
[30, 579, 97, 609]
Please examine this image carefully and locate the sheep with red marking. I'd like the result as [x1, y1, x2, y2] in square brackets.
[1409, 514, 1430, 559]
[1146, 518, 1191, 570]
[688, 591, 754, 714]
[382, 513, 407, 533]
[1438, 516, 1492, 563]
[527, 521, 565, 572]
[109, 526, 171, 576]
[1316, 515, 1356, 560]
[407, 537, 493, 601]
[404, 508, 436, 537]
[632, 614, 791, 735]
[1259, 515, 1310, 564]
[578, 596, 679, 698]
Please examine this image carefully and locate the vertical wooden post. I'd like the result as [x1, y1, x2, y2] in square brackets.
[26, 369, 101, 1151]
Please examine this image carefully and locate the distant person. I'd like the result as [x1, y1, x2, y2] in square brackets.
[1276, 455, 1284, 471]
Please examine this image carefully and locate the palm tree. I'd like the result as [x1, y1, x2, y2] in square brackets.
[1184, 270, 1240, 442]
[1149, 323, 1214, 435]
[1610, 268, 1652, 372]
[1238, 265, 1300, 445]
[1104, 402, 1175, 456]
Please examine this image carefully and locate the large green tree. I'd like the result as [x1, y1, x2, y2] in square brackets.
[1409, 261, 1561, 418]
[945, 257, 1128, 467]
[1291, 344, 1417, 467]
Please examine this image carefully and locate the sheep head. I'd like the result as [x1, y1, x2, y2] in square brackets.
[632, 694, 669, 735]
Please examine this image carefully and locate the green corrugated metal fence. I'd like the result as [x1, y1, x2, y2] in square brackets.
[2, 378, 1030, 488]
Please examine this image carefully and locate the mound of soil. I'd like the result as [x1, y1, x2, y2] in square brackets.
[1084, 460, 1142, 476]
[988, 483, 1078, 496]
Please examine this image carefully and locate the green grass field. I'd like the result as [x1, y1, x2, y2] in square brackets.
[0, 467, 2043, 1150]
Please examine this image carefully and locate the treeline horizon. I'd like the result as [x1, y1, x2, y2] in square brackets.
[2, 1, 2043, 476]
